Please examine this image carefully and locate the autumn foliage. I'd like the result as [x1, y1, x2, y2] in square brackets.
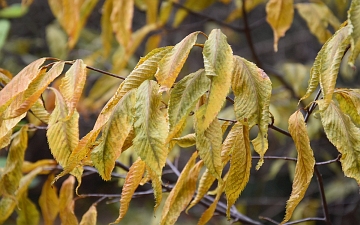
[1, 0, 360, 225]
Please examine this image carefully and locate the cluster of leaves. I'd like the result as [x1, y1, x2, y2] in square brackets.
[0, 0, 360, 224]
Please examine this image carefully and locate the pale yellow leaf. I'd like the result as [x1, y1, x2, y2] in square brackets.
[158, 1, 173, 26]
[39, 174, 60, 225]
[113, 158, 145, 223]
[0, 113, 26, 149]
[29, 98, 50, 124]
[79, 205, 97, 225]
[111, 0, 134, 47]
[16, 195, 40, 225]
[173, 133, 196, 148]
[22, 159, 57, 174]
[348, 0, 360, 66]
[59, 176, 78, 225]
[101, 0, 113, 57]
[282, 111, 315, 224]
[145, 33, 162, 54]
[266, 0, 294, 52]
[334, 89, 360, 126]
[145, 165, 163, 211]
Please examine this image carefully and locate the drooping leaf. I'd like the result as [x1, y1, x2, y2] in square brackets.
[173, 133, 196, 148]
[30, 98, 51, 124]
[79, 205, 97, 225]
[296, 2, 341, 44]
[0, 58, 45, 114]
[348, 0, 360, 66]
[282, 111, 315, 224]
[224, 124, 251, 218]
[39, 174, 60, 225]
[318, 100, 360, 185]
[59, 176, 78, 225]
[91, 89, 136, 180]
[113, 158, 145, 224]
[266, 0, 294, 52]
[133, 80, 168, 175]
[300, 25, 350, 108]
[160, 152, 201, 225]
[0, 113, 26, 149]
[199, 29, 233, 132]
[145, 165, 163, 211]
[101, 0, 113, 57]
[334, 89, 360, 126]
[232, 56, 272, 169]
[144, 0, 158, 24]
[168, 69, 210, 141]
[0, 125, 28, 197]
[195, 111, 223, 180]
[111, 0, 134, 47]
[155, 31, 199, 92]
[59, 59, 87, 119]
[16, 195, 40, 225]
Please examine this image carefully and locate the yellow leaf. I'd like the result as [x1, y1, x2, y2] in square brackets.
[281, 111, 315, 224]
[111, 0, 134, 47]
[133, 80, 168, 175]
[145, 0, 158, 24]
[0, 58, 46, 114]
[59, 59, 87, 119]
[113, 158, 145, 223]
[22, 159, 57, 174]
[145, 165, 163, 211]
[173, 133, 196, 148]
[168, 69, 210, 141]
[16, 195, 40, 225]
[29, 98, 50, 124]
[0, 113, 26, 149]
[145, 33, 162, 54]
[232, 56, 272, 169]
[155, 31, 199, 92]
[300, 25, 350, 108]
[296, 2, 341, 44]
[266, 0, 294, 52]
[39, 174, 60, 225]
[47, 87, 79, 168]
[79, 205, 97, 225]
[91, 89, 136, 180]
[173, 0, 216, 27]
[158, 1, 173, 26]
[101, 0, 113, 57]
[59, 176, 78, 225]
[225, 0, 266, 23]
[318, 100, 360, 185]
[160, 152, 201, 225]
[348, 0, 360, 66]
[195, 111, 223, 180]
[199, 29, 233, 132]
[224, 124, 251, 218]
[334, 89, 360, 126]
[0, 125, 28, 197]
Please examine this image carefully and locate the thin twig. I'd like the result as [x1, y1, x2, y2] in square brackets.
[64, 61, 126, 80]
[114, 161, 130, 172]
[314, 166, 332, 225]
[304, 89, 322, 123]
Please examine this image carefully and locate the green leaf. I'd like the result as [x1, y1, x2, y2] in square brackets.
[155, 31, 199, 92]
[0, 20, 10, 50]
[282, 111, 315, 224]
[348, 0, 360, 66]
[91, 89, 136, 181]
[232, 56, 272, 169]
[133, 80, 168, 175]
[318, 100, 360, 185]
[0, 4, 28, 18]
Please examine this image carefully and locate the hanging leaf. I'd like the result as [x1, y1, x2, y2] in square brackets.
[160, 152, 201, 225]
[296, 2, 341, 44]
[59, 176, 78, 225]
[224, 124, 251, 218]
[282, 111, 315, 224]
[348, 0, 360, 66]
[318, 100, 360, 185]
[39, 174, 60, 225]
[111, 0, 134, 47]
[232, 56, 272, 169]
[133, 80, 168, 175]
[173, 133, 196, 148]
[145, 0, 158, 25]
[145, 165, 163, 211]
[155, 31, 199, 92]
[266, 0, 294, 52]
[79, 205, 97, 225]
[101, 0, 113, 57]
[168, 69, 210, 142]
[199, 29, 233, 132]
[300, 25, 350, 108]
[334, 89, 360, 126]
[59, 59, 87, 120]
[16, 195, 40, 225]
[91, 89, 136, 180]
[112, 158, 145, 224]
[0, 112, 26, 149]
[30, 98, 51, 124]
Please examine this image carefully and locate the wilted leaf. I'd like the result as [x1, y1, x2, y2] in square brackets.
[91, 89, 136, 180]
[199, 29, 233, 132]
[266, 0, 294, 51]
[224, 124, 251, 217]
[113, 158, 145, 223]
[318, 100, 360, 185]
[133, 80, 168, 175]
[232, 56, 272, 169]
[39, 174, 60, 225]
[16, 195, 40, 225]
[59, 176, 78, 225]
[348, 0, 360, 66]
[160, 152, 201, 225]
[282, 111, 315, 224]
[111, 0, 134, 47]
[156, 31, 199, 92]
[79, 205, 97, 225]
[334, 89, 360, 126]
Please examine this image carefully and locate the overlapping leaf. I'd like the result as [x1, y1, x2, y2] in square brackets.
[0, 113, 26, 149]
[155, 31, 199, 92]
[334, 89, 360, 126]
[39, 174, 60, 225]
[111, 0, 133, 47]
[160, 152, 201, 225]
[224, 124, 251, 217]
[348, 0, 360, 66]
[59, 176, 78, 225]
[199, 29, 233, 132]
[318, 100, 360, 185]
[133, 80, 168, 175]
[232, 56, 272, 169]
[173, 133, 196, 148]
[266, 0, 294, 52]
[282, 111, 315, 224]
[300, 25, 350, 108]
[168, 69, 210, 141]
[91, 89, 136, 180]
[113, 158, 145, 224]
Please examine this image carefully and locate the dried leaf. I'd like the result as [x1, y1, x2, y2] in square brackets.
[59, 176, 78, 225]
[0, 112, 26, 150]
[39, 174, 60, 225]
